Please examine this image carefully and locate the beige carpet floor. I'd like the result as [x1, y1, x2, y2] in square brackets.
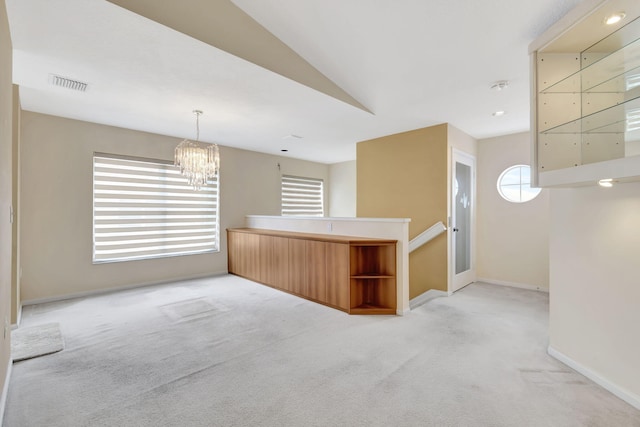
[3, 275, 639, 426]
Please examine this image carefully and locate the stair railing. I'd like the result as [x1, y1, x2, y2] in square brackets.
[408, 221, 447, 253]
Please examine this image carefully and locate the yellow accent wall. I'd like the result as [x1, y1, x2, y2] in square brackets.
[357, 124, 449, 297]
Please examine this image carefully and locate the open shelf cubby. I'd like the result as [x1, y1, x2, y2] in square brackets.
[349, 243, 396, 314]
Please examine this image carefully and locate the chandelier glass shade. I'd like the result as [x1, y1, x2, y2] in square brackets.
[174, 110, 220, 190]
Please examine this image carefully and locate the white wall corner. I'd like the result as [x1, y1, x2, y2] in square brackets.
[476, 278, 549, 293]
[10, 305, 22, 330]
[0, 360, 12, 427]
[409, 289, 448, 310]
[548, 346, 640, 411]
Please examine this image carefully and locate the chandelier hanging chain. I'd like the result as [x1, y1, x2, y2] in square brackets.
[194, 109, 201, 141]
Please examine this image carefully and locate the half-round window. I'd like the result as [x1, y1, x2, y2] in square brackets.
[497, 165, 541, 203]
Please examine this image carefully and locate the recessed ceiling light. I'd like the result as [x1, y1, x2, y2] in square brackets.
[492, 111, 506, 117]
[490, 80, 509, 91]
[281, 149, 289, 152]
[605, 12, 625, 25]
[598, 178, 614, 187]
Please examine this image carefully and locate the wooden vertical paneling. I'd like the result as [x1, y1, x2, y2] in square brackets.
[227, 229, 396, 315]
[288, 238, 306, 296]
[326, 243, 349, 310]
[227, 230, 238, 273]
[259, 235, 289, 290]
[227, 230, 260, 282]
[258, 235, 273, 285]
[305, 240, 326, 302]
[244, 233, 260, 281]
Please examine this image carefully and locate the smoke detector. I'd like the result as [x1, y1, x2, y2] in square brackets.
[49, 74, 88, 92]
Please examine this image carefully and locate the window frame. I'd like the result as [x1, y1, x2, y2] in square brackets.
[92, 152, 220, 264]
[496, 164, 541, 204]
[281, 174, 325, 217]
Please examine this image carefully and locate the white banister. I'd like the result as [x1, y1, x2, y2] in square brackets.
[409, 221, 447, 253]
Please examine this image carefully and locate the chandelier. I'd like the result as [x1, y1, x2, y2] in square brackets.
[174, 110, 220, 190]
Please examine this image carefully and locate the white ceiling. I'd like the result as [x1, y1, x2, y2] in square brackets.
[6, 0, 584, 164]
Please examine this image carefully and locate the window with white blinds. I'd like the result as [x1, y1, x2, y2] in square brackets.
[281, 175, 324, 216]
[93, 153, 219, 263]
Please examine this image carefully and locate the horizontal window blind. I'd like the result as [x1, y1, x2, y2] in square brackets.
[281, 175, 324, 216]
[93, 153, 219, 263]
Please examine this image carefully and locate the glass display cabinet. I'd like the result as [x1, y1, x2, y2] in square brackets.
[530, 0, 640, 187]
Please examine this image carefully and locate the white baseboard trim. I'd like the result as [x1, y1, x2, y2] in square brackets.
[11, 305, 22, 330]
[0, 359, 12, 427]
[476, 277, 549, 293]
[398, 307, 410, 316]
[21, 271, 228, 306]
[410, 289, 448, 310]
[548, 346, 640, 410]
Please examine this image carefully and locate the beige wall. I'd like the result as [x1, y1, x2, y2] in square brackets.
[329, 160, 356, 217]
[477, 132, 550, 290]
[448, 124, 477, 157]
[0, 0, 12, 412]
[11, 85, 19, 324]
[549, 182, 640, 405]
[19, 112, 329, 302]
[357, 124, 448, 297]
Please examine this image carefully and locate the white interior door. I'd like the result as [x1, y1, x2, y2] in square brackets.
[451, 150, 475, 293]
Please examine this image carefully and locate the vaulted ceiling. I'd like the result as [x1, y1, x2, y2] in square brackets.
[6, 0, 583, 163]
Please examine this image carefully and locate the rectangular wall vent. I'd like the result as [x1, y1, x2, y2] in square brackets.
[49, 74, 88, 92]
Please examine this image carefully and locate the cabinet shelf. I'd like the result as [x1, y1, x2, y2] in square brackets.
[541, 18, 640, 94]
[350, 277, 396, 314]
[542, 64, 640, 95]
[584, 66, 640, 94]
[541, 95, 640, 134]
[351, 275, 395, 279]
[349, 305, 396, 315]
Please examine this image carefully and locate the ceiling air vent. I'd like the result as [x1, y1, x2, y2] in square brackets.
[49, 74, 88, 92]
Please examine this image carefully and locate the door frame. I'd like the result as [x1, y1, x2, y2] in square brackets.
[449, 149, 476, 294]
